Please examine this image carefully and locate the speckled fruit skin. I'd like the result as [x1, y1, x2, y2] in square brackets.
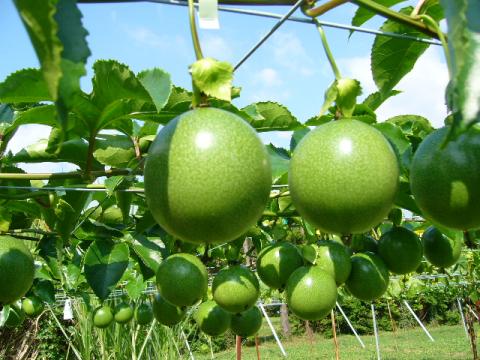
[93, 306, 114, 329]
[194, 300, 231, 336]
[135, 303, 154, 325]
[316, 241, 352, 285]
[378, 226, 423, 274]
[257, 242, 303, 290]
[156, 253, 208, 307]
[285, 266, 337, 321]
[212, 265, 259, 314]
[0, 236, 35, 305]
[113, 302, 134, 324]
[22, 296, 44, 317]
[410, 127, 480, 230]
[230, 306, 263, 337]
[144, 107, 272, 244]
[152, 293, 186, 327]
[289, 120, 399, 234]
[346, 252, 390, 301]
[422, 226, 462, 268]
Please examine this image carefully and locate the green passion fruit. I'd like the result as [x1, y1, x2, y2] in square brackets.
[113, 302, 134, 324]
[93, 306, 114, 329]
[156, 253, 208, 307]
[351, 234, 378, 254]
[289, 119, 399, 234]
[152, 293, 186, 327]
[422, 226, 462, 268]
[144, 107, 272, 244]
[378, 226, 423, 274]
[194, 300, 231, 336]
[135, 303, 154, 325]
[0, 236, 35, 305]
[212, 265, 259, 314]
[230, 306, 263, 337]
[346, 252, 390, 301]
[22, 296, 44, 317]
[315, 241, 352, 285]
[410, 126, 480, 230]
[257, 242, 303, 290]
[285, 266, 337, 321]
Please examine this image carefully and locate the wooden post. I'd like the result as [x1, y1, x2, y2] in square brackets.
[280, 303, 291, 338]
[236, 335, 242, 360]
[305, 320, 314, 345]
[255, 336, 261, 360]
[466, 301, 479, 360]
[331, 310, 340, 360]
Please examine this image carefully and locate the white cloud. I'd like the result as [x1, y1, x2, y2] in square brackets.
[125, 26, 187, 52]
[256, 68, 282, 87]
[338, 47, 449, 128]
[270, 32, 316, 76]
[201, 35, 234, 61]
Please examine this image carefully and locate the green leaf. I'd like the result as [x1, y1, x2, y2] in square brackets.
[55, 190, 90, 242]
[83, 240, 129, 300]
[138, 68, 172, 111]
[76, 219, 124, 240]
[241, 102, 304, 132]
[0, 69, 52, 103]
[441, 0, 480, 132]
[290, 128, 310, 152]
[38, 235, 61, 279]
[190, 57, 233, 102]
[371, 7, 430, 95]
[305, 114, 333, 126]
[336, 78, 362, 118]
[385, 114, 434, 139]
[319, 81, 338, 116]
[12, 105, 57, 129]
[267, 144, 290, 184]
[163, 86, 192, 112]
[362, 90, 401, 111]
[374, 122, 411, 154]
[91, 60, 151, 111]
[128, 235, 165, 277]
[301, 244, 317, 265]
[394, 181, 422, 215]
[33, 280, 56, 304]
[351, 0, 406, 28]
[94, 134, 136, 168]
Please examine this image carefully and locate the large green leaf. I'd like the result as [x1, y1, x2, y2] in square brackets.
[351, 0, 406, 28]
[138, 68, 172, 111]
[362, 90, 401, 111]
[441, 0, 480, 132]
[371, 7, 430, 95]
[374, 122, 411, 154]
[290, 128, 310, 152]
[128, 235, 165, 278]
[55, 190, 91, 242]
[0, 69, 52, 103]
[241, 102, 304, 132]
[94, 134, 136, 168]
[83, 240, 129, 300]
[267, 144, 290, 184]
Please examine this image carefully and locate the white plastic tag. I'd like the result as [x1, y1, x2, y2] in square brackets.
[63, 298, 73, 320]
[198, 0, 220, 29]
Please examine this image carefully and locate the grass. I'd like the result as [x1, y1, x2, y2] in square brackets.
[197, 322, 477, 360]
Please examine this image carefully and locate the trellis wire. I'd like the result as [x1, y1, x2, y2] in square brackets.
[81, 0, 442, 46]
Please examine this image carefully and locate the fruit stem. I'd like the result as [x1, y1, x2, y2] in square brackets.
[417, 14, 452, 78]
[411, 0, 427, 17]
[315, 20, 341, 80]
[188, 0, 204, 61]
[350, 0, 439, 39]
[304, 0, 349, 17]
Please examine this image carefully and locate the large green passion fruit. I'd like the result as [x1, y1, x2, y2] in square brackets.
[144, 107, 272, 244]
[346, 252, 389, 301]
[0, 236, 35, 305]
[410, 126, 480, 230]
[194, 300, 231, 336]
[289, 119, 399, 234]
[422, 226, 462, 268]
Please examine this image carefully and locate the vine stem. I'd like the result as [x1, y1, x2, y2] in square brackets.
[304, 0, 350, 17]
[188, 0, 204, 60]
[0, 168, 136, 180]
[350, 0, 440, 39]
[411, 0, 427, 17]
[315, 20, 341, 80]
[418, 14, 452, 78]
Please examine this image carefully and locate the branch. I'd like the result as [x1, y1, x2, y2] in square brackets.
[0, 190, 51, 200]
[304, 0, 349, 18]
[0, 168, 138, 181]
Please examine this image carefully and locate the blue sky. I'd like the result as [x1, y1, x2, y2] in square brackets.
[1, 0, 448, 164]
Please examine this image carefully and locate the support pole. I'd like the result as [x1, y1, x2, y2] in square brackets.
[467, 304, 480, 321]
[258, 302, 287, 357]
[236, 336, 242, 360]
[255, 336, 261, 360]
[457, 298, 469, 339]
[371, 303, 381, 360]
[331, 310, 340, 360]
[402, 300, 435, 342]
[181, 330, 195, 360]
[336, 302, 365, 348]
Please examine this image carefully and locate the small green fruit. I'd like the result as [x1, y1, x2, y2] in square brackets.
[22, 296, 44, 317]
[410, 127, 480, 230]
[285, 266, 337, 321]
[315, 241, 352, 285]
[422, 226, 462, 268]
[346, 252, 389, 301]
[230, 306, 263, 337]
[113, 302, 134, 324]
[257, 242, 303, 290]
[135, 303, 154, 325]
[144, 107, 272, 244]
[156, 253, 208, 307]
[212, 265, 259, 314]
[378, 226, 423, 274]
[0, 236, 35, 305]
[289, 119, 399, 234]
[152, 293, 186, 327]
[93, 306, 114, 329]
[194, 300, 231, 336]
[351, 234, 378, 254]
